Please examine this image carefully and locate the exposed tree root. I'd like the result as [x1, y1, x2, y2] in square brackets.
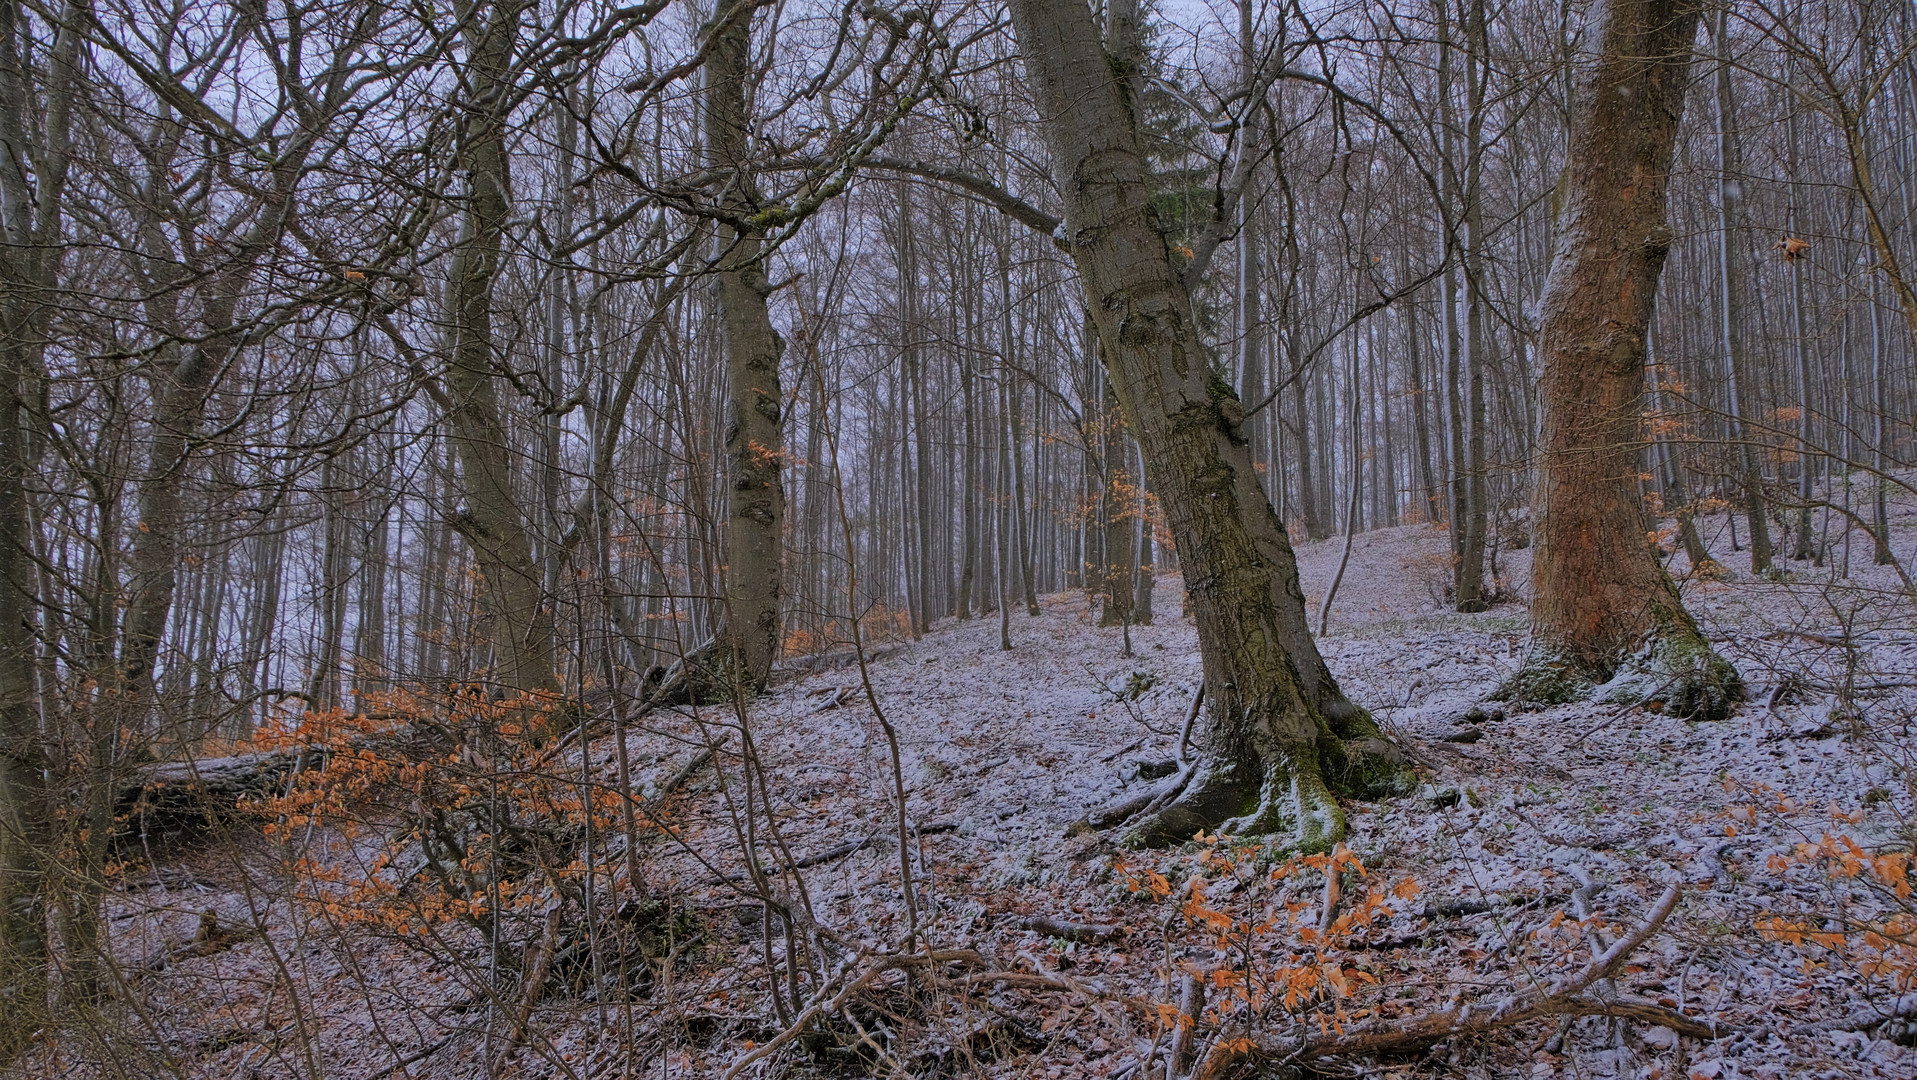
[1120, 761, 1250, 848]
[1111, 732, 1411, 851]
[1494, 626, 1742, 723]
[1219, 750, 1344, 853]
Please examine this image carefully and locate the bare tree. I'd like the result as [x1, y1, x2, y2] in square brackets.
[1005, 0, 1406, 850]
[1497, 0, 1741, 719]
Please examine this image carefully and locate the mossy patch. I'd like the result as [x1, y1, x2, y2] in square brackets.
[1220, 750, 1345, 855]
[1496, 627, 1742, 722]
[1616, 630, 1743, 722]
[1329, 736, 1418, 799]
[1491, 656, 1590, 706]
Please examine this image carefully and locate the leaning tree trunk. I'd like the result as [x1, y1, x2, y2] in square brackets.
[705, 0, 786, 692]
[1494, 0, 1740, 721]
[1006, 0, 1406, 851]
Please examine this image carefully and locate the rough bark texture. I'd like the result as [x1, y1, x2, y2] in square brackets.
[443, 0, 561, 702]
[1496, 0, 1739, 721]
[1006, 0, 1405, 851]
[706, 0, 786, 692]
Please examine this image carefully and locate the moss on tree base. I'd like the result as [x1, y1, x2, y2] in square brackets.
[1490, 658, 1587, 707]
[1219, 749, 1345, 855]
[1494, 626, 1742, 723]
[1119, 731, 1414, 853]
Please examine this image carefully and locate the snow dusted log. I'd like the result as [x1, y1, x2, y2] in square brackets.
[120, 750, 308, 836]
[1016, 915, 1119, 942]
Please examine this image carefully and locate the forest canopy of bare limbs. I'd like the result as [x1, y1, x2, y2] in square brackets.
[0, 0, 1914, 1075]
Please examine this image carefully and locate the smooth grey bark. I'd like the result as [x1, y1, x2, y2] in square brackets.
[1097, 368, 1135, 629]
[995, 213, 1042, 616]
[1454, 0, 1491, 611]
[1133, 438, 1155, 625]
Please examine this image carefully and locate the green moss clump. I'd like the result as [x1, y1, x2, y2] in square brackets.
[1491, 656, 1590, 706]
[1331, 736, 1419, 799]
[1220, 750, 1345, 855]
[1632, 630, 1743, 722]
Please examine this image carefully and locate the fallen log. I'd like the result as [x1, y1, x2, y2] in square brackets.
[119, 749, 311, 839]
[1016, 915, 1120, 942]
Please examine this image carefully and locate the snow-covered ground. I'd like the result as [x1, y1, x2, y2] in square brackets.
[40, 496, 1917, 1080]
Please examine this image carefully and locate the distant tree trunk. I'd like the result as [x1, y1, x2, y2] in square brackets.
[1405, 278, 1443, 526]
[1237, 0, 1267, 470]
[356, 486, 391, 703]
[957, 251, 980, 618]
[1454, 0, 1491, 611]
[308, 454, 349, 713]
[1712, 7, 1772, 575]
[1133, 440, 1155, 625]
[1496, 0, 1740, 720]
[998, 218, 1042, 616]
[1437, 0, 1467, 566]
[1646, 331, 1713, 573]
[0, 0, 71, 1035]
[1007, 0, 1407, 850]
[1098, 371, 1134, 628]
[1289, 376, 1325, 539]
[1868, 276, 1893, 565]
[706, 0, 786, 689]
[1784, 94, 1817, 562]
[236, 503, 285, 735]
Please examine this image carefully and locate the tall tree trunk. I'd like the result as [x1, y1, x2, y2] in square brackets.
[309, 454, 349, 713]
[1437, 0, 1467, 563]
[1496, 0, 1739, 721]
[1006, 0, 1407, 850]
[1868, 276, 1894, 565]
[0, 0, 69, 1038]
[442, 0, 561, 703]
[957, 243, 980, 619]
[1133, 439, 1155, 625]
[1712, 7, 1772, 575]
[706, 0, 786, 689]
[1454, 0, 1491, 611]
[1647, 330, 1713, 573]
[1785, 89, 1817, 562]
[996, 215, 1042, 615]
[1098, 370, 1134, 628]
[1406, 284, 1443, 526]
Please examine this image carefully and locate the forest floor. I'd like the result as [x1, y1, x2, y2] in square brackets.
[33, 501, 1917, 1080]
